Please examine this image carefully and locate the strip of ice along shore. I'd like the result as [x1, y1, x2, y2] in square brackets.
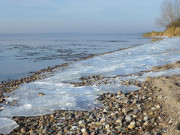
[0, 37, 180, 134]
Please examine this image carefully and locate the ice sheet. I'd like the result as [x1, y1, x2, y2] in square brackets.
[1, 82, 139, 117]
[0, 37, 180, 134]
[0, 118, 18, 134]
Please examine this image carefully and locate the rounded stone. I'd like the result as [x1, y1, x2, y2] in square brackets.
[78, 120, 85, 125]
[81, 128, 86, 133]
[105, 124, 110, 129]
[89, 115, 94, 120]
[71, 126, 78, 130]
[128, 121, 135, 129]
[117, 91, 122, 95]
[21, 128, 26, 133]
[38, 93, 45, 96]
[116, 119, 122, 123]
[134, 108, 139, 113]
[125, 115, 132, 122]
[100, 117, 106, 123]
[143, 116, 149, 121]
[143, 121, 149, 127]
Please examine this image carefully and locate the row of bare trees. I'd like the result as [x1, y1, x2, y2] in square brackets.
[157, 0, 180, 28]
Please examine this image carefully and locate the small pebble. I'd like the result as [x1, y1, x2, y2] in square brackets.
[38, 93, 45, 96]
[125, 115, 132, 122]
[21, 128, 26, 133]
[128, 121, 135, 129]
[143, 116, 149, 121]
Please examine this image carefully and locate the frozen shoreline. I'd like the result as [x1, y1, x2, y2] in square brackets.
[6, 63, 180, 134]
[0, 37, 180, 134]
[0, 33, 149, 82]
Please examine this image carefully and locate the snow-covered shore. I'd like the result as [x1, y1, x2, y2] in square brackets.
[0, 37, 180, 134]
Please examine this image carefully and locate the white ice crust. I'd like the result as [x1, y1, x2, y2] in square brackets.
[0, 118, 19, 134]
[0, 37, 180, 134]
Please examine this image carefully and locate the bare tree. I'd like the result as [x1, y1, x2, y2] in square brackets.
[156, 0, 180, 27]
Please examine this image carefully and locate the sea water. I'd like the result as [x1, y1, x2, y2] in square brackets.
[0, 33, 150, 82]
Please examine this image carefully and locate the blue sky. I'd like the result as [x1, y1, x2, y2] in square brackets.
[0, 0, 164, 33]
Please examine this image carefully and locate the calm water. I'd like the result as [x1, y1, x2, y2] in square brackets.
[0, 33, 150, 82]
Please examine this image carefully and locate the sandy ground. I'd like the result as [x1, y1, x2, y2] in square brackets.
[152, 76, 180, 135]
[152, 61, 180, 71]
[146, 61, 180, 135]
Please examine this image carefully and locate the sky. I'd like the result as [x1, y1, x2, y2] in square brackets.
[0, 0, 164, 33]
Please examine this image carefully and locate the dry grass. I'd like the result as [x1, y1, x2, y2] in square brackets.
[143, 26, 180, 37]
[143, 31, 164, 37]
[164, 26, 180, 37]
[151, 38, 163, 42]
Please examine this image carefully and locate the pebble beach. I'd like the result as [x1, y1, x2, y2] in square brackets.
[0, 36, 180, 135]
[1, 0, 180, 133]
[0, 61, 180, 135]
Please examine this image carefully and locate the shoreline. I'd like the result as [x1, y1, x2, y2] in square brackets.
[0, 35, 148, 84]
[0, 61, 179, 135]
[0, 38, 180, 134]
[0, 43, 147, 97]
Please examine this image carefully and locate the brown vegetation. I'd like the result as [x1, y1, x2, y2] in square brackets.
[143, 26, 180, 37]
[143, 0, 180, 37]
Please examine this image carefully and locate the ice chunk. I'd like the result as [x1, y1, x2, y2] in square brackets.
[0, 118, 19, 134]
